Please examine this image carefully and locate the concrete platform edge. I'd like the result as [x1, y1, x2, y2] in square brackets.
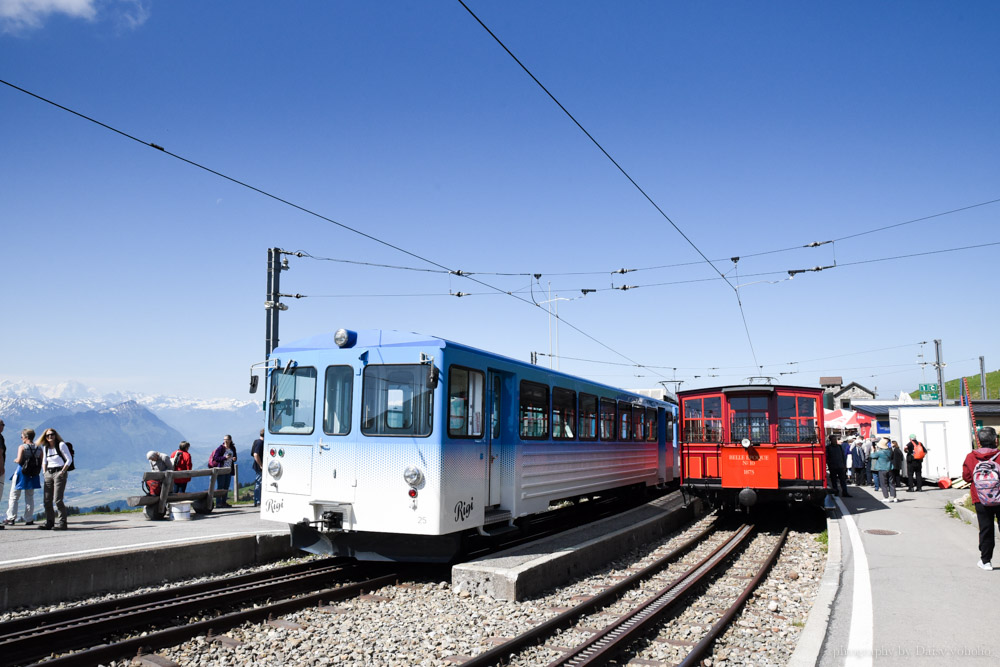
[788, 509, 842, 667]
[0, 532, 296, 612]
[453, 498, 705, 601]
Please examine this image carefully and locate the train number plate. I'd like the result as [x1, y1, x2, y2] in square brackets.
[720, 447, 779, 489]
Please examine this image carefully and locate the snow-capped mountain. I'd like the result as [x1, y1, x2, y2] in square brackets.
[0, 382, 264, 513]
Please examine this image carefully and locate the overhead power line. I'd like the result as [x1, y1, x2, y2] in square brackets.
[0, 77, 668, 378]
[455, 0, 762, 371]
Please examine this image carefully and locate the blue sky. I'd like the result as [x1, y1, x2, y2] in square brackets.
[2, 1, 998, 400]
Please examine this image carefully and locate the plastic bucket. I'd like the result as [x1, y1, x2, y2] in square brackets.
[170, 501, 193, 521]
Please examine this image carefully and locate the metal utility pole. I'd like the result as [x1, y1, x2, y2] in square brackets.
[934, 339, 946, 406]
[980, 356, 987, 400]
[265, 247, 289, 358]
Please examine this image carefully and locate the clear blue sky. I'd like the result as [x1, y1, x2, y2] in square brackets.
[2, 1, 998, 400]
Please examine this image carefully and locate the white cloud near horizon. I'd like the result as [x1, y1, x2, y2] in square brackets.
[0, 0, 148, 34]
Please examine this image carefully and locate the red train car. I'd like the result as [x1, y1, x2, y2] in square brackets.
[678, 384, 827, 508]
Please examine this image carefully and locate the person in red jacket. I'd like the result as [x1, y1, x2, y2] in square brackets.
[171, 441, 193, 493]
[962, 427, 1000, 571]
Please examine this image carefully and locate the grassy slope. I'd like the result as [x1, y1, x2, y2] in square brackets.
[909, 369, 1000, 401]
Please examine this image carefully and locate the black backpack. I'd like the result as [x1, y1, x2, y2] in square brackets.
[63, 442, 76, 471]
[21, 445, 42, 477]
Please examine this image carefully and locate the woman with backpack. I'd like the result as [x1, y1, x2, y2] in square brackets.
[4, 428, 43, 526]
[38, 428, 73, 531]
[905, 434, 928, 492]
[962, 427, 1000, 571]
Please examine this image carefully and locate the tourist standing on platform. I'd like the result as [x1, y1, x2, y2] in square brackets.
[962, 427, 1000, 571]
[862, 437, 874, 486]
[5, 428, 42, 525]
[890, 440, 904, 487]
[871, 438, 897, 502]
[851, 439, 866, 486]
[211, 435, 238, 507]
[251, 428, 264, 507]
[905, 434, 928, 492]
[39, 428, 72, 531]
[171, 441, 193, 493]
[826, 435, 850, 497]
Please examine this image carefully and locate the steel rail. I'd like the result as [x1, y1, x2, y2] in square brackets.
[0, 556, 344, 636]
[546, 523, 756, 667]
[677, 527, 790, 667]
[26, 573, 399, 667]
[459, 519, 721, 667]
[4, 561, 361, 664]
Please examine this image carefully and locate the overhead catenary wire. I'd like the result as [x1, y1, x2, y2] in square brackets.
[455, 0, 762, 371]
[0, 77, 669, 379]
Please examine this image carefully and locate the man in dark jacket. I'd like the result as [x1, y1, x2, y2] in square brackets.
[826, 436, 850, 497]
[905, 434, 927, 491]
[962, 427, 1000, 571]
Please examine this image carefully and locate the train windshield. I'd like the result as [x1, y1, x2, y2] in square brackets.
[268, 366, 318, 434]
[361, 365, 433, 437]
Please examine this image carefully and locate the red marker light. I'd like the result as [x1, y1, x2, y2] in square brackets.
[408, 488, 418, 498]
[269, 448, 276, 457]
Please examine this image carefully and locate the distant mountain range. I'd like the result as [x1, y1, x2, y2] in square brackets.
[0, 382, 264, 513]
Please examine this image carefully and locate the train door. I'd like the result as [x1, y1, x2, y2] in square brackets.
[486, 371, 504, 506]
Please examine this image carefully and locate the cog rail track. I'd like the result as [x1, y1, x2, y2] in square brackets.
[0, 558, 396, 666]
[464, 523, 788, 667]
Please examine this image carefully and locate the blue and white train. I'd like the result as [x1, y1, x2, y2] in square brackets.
[256, 328, 677, 562]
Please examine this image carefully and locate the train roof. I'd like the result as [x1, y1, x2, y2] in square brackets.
[677, 383, 823, 396]
[274, 329, 673, 406]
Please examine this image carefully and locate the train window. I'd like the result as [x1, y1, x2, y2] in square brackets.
[683, 396, 722, 443]
[618, 401, 632, 441]
[730, 395, 769, 443]
[448, 367, 485, 438]
[632, 405, 645, 441]
[777, 395, 818, 443]
[323, 366, 353, 435]
[519, 381, 549, 439]
[646, 408, 657, 441]
[599, 398, 616, 440]
[361, 365, 433, 437]
[552, 387, 577, 440]
[579, 393, 598, 440]
[268, 366, 317, 435]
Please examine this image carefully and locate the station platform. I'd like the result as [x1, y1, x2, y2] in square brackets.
[0, 505, 294, 612]
[804, 483, 999, 666]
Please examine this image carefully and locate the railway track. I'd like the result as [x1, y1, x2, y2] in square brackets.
[0, 558, 397, 666]
[461, 522, 789, 666]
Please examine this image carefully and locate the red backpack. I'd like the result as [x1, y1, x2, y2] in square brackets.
[913, 442, 926, 460]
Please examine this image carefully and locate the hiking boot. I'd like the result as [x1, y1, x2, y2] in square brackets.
[53, 524, 68, 531]
[978, 560, 993, 571]
[24, 521, 34, 525]
[2, 519, 14, 526]
[38, 524, 53, 530]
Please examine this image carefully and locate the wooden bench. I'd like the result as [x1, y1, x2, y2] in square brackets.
[127, 468, 232, 520]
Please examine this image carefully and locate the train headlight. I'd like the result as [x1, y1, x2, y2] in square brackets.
[403, 465, 424, 486]
[334, 328, 357, 348]
[268, 459, 283, 480]
[741, 438, 751, 449]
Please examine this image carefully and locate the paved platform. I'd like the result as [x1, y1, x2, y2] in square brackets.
[452, 492, 703, 601]
[808, 483, 999, 666]
[0, 505, 294, 611]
